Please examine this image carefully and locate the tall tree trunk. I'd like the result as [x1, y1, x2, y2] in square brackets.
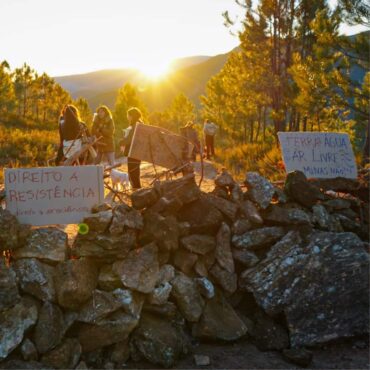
[255, 106, 261, 142]
[243, 121, 247, 144]
[250, 119, 254, 143]
[362, 118, 370, 166]
[303, 115, 307, 131]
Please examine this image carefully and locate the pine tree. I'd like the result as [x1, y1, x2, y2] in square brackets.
[0, 61, 15, 114]
[74, 97, 92, 125]
[166, 93, 196, 132]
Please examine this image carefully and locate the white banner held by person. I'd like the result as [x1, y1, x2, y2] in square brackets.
[278, 132, 357, 179]
[4, 165, 104, 225]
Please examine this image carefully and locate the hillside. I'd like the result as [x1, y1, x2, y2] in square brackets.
[55, 50, 231, 111]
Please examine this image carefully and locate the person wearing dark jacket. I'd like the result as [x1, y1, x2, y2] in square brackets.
[120, 107, 143, 189]
[92, 105, 115, 166]
[181, 121, 200, 161]
[56, 105, 89, 164]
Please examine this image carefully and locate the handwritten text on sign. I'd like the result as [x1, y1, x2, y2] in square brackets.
[4, 166, 104, 225]
[278, 132, 357, 179]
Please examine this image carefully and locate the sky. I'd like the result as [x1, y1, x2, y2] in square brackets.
[0, 0, 367, 77]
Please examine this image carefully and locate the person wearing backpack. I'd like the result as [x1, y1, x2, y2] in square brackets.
[203, 119, 218, 160]
[92, 105, 115, 166]
[57, 105, 90, 163]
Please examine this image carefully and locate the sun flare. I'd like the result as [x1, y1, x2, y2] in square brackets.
[137, 60, 172, 80]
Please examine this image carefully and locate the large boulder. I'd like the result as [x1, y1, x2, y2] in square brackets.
[77, 310, 139, 352]
[14, 258, 56, 302]
[0, 259, 20, 311]
[209, 263, 237, 294]
[34, 302, 64, 354]
[171, 273, 205, 322]
[83, 210, 112, 233]
[131, 313, 190, 368]
[206, 194, 239, 221]
[241, 230, 369, 347]
[54, 259, 97, 310]
[284, 171, 325, 208]
[131, 187, 159, 210]
[214, 169, 235, 188]
[0, 209, 20, 251]
[192, 291, 247, 341]
[0, 298, 38, 360]
[113, 243, 159, 294]
[244, 172, 275, 209]
[173, 248, 198, 275]
[12, 228, 68, 264]
[240, 200, 264, 225]
[232, 227, 286, 251]
[98, 264, 122, 291]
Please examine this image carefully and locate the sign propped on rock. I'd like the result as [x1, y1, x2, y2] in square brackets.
[278, 132, 357, 179]
[4, 165, 104, 225]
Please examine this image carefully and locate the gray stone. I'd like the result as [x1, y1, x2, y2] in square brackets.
[215, 222, 234, 273]
[143, 302, 178, 319]
[240, 200, 264, 225]
[194, 259, 208, 277]
[73, 231, 136, 261]
[215, 169, 235, 188]
[181, 234, 216, 255]
[78, 310, 139, 352]
[232, 218, 253, 235]
[112, 289, 145, 318]
[141, 212, 179, 251]
[173, 248, 198, 275]
[312, 204, 332, 229]
[109, 340, 130, 365]
[244, 172, 275, 209]
[113, 243, 159, 294]
[98, 264, 122, 291]
[77, 289, 123, 323]
[91, 202, 111, 213]
[171, 273, 205, 322]
[178, 195, 224, 234]
[232, 249, 259, 268]
[156, 264, 175, 285]
[0, 259, 20, 311]
[0, 209, 20, 251]
[131, 187, 159, 210]
[148, 282, 172, 305]
[324, 198, 351, 210]
[194, 355, 211, 366]
[0, 298, 38, 360]
[131, 313, 190, 368]
[13, 227, 68, 264]
[110, 203, 143, 235]
[207, 194, 238, 221]
[20, 339, 38, 361]
[34, 302, 64, 354]
[231, 183, 244, 203]
[54, 258, 97, 310]
[210, 263, 237, 294]
[264, 206, 311, 225]
[14, 258, 56, 302]
[41, 338, 81, 369]
[195, 277, 215, 299]
[232, 227, 286, 250]
[284, 171, 324, 208]
[83, 210, 113, 233]
[241, 230, 369, 347]
[192, 291, 247, 341]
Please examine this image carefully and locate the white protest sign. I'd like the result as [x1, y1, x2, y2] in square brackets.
[278, 132, 358, 179]
[4, 166, 104, 225]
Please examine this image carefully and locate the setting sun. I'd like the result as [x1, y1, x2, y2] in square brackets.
[137, 60, 172, 80]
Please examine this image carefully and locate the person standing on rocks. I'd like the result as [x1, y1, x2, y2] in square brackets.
[203, 119, 218, 160]
[119, 107, 143, 189]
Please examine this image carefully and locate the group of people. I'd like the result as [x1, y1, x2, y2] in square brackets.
[56, 103, 218, 189]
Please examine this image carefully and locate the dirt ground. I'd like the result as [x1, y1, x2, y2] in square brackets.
[123, 338, 369, 370]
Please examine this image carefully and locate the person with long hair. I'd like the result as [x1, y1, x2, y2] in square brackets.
[92, 105, 115, 166]
[56, 104, 89, 164]
[120, 107, 143, 189]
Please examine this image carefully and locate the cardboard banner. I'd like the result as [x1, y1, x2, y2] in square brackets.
[128, 123, 193, 169]
[4, 165, 104, 225]
[278, 132, 358, 179]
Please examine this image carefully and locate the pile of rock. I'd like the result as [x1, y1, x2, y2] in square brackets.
[0, 170, 369, 369]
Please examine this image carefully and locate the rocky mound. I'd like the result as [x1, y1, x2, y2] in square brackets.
[0, 170, 368, 369]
